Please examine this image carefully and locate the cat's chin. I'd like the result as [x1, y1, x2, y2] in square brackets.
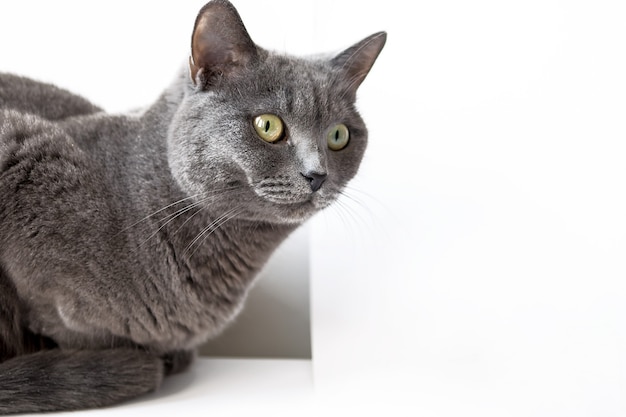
[236, 195, 332, 225]
[266, 197, 334, 225]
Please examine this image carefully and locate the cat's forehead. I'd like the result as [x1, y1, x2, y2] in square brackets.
[265, 53, 333, 85]
[253, 55, 335, 99]
[225, 52, 353, 127]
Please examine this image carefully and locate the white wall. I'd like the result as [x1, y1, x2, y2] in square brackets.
[310, 1, 626, 415]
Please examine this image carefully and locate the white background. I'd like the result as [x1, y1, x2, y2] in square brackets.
[310, 1, 626, 415]
[2, 1, 626, 416]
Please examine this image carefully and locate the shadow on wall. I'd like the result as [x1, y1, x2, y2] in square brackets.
[199, 225, 311, 359]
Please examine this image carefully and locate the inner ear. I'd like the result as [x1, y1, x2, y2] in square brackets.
[190, 0, 258, 88]
[331, 31, 387, 99]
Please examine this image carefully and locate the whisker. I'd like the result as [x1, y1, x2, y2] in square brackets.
[119, 185, 244, 234]
[340, 185, 396, 244]
[337, 194, 365, 241]
[117, 192, 206, 235]
[330, 195, 354, 234]
[173, 206, 205, 236]
[136, 198, 208, 249]
[172, 188, 247, 236]
[338, 189, 376, 228]
[184, 204, 245, 257]
[347, 186, 400, 227]
[189, 207, 245, 259]
[185, 206, 245, 259]
[138, 187, 249, 247]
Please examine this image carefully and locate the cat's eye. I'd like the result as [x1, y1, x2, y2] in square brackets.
[253, 114, 284, 143]
[327, 123, 350, 151]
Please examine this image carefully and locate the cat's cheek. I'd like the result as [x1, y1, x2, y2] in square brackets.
[331, 149, 366, 186]
[167, 149, 200, 197]
[166, 126, 211, 198]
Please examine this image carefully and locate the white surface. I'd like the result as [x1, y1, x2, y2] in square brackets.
[2, 1, 626, 416]
[21, 359, 314, 417]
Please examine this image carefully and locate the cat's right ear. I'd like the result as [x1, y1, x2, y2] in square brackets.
[189, 0, 258, 89]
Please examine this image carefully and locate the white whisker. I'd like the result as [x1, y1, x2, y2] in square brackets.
[173, 206, 205, 236]
[121, 186, 247, 252]
[119, 186, 244, 234]
[172, 188, 247, 236]
[184, 204, 245, 258]
[118, 193, 205, 234]
[136, 198, 208, 248]
[332, 195, 356, 237]
[341, 185, 396, 244]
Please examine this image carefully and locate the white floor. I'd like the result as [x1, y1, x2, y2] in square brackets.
[38, 359, 314, 417]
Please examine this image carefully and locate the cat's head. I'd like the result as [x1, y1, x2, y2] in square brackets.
[167, 0, 385, 225]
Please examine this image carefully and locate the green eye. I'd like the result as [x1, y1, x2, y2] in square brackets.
[253, 114, 284, 143]
[327, 123, 350, 151]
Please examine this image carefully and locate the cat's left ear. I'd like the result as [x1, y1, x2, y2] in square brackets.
[189, 0, 258, 88]
[331, 31, 387, 99]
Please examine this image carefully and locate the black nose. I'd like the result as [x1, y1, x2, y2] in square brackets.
[302, 171, 327, 192]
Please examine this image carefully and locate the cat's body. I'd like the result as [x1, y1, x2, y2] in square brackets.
[0, 0, 385, 413]
[1, 73, 291, 353]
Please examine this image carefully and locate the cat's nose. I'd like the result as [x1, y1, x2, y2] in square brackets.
[302, 171, 327, 192]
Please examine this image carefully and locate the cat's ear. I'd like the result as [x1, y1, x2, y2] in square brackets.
[189, 0, 258, 88]
[331, 31, 387, 99]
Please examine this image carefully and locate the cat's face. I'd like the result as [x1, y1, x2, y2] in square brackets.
[167, 0, 385, 225]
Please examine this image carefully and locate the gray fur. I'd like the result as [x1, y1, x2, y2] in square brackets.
[0, 0, 385, 413]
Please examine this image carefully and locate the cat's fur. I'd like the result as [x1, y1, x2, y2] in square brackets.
[0, 0, 385, 413]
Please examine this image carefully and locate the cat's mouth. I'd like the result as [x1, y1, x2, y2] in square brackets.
[254, 190, 334, 223]
[247, 176, 336, 223]
[261, 194, 313, 205]
[254, 187, 333, 207]
[252, 178, 313, 205]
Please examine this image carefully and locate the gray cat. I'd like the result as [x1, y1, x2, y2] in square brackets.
[0, 0, 385, 413]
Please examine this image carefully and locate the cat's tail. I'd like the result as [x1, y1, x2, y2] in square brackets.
[0, 348, 163, 414]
